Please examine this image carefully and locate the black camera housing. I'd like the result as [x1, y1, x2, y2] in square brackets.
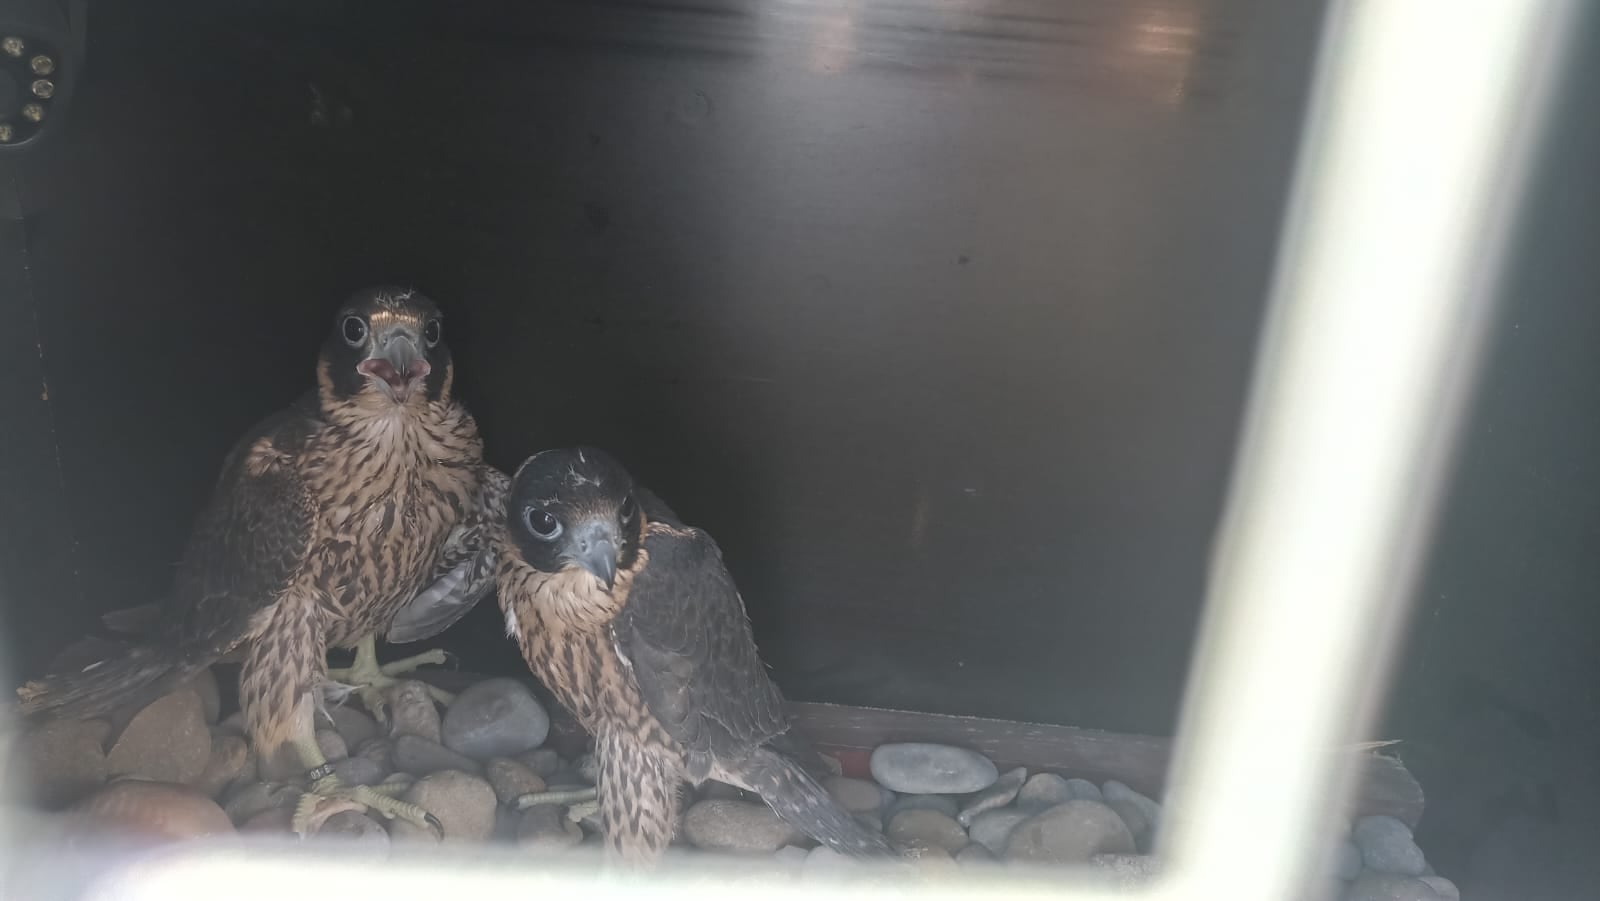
[0, 0, 83, 152]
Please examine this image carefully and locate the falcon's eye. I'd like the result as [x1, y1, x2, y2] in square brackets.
[341, 315, 368, 347]
[423, 318, 443, 348]
[618, 494, 638, 522]
[524, 508, 562, 540]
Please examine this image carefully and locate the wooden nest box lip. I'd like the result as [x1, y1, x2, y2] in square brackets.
[788, 701, 1423, 828]
[421, 669, 1423, 828]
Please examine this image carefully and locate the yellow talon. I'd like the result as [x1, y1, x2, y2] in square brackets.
[326, 635, 456, 721]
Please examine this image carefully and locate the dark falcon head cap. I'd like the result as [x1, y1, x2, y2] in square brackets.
[319, 286, 454, 406]
[508, 447, 643, 590]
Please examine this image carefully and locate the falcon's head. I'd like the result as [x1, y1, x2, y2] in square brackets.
[508, 447, 643, 590]
[319, 286, 454, 407]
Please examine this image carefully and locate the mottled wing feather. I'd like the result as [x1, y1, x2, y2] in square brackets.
[15, 400, 317, 720]
[161, 400, 319, 657]
[616, 525, 789, 780]
[386, 465, 510, 643]
[636, 487, 682, 527]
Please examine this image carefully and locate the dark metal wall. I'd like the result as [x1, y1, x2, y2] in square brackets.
[4, 0, 1322, 738]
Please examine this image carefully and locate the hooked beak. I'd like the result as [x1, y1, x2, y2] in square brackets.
[568, 520, 620, 590]
[356, 328, 431, 402]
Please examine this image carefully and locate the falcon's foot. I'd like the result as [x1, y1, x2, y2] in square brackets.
[511, 787, 600, 812]
[566, 797, 601, 825]
[293, 774, 441, 838]
[325, 634, 454, 722]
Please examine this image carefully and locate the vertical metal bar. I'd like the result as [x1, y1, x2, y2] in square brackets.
[1160, 2, 1579, 899]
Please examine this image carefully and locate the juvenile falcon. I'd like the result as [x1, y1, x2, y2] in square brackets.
[496, 447, 892, 864]
[17, 287, 507, 834]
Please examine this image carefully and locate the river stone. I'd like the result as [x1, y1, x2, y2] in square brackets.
[386, 680, 442, 742]
[356, 737, 394, 773]
[772, 845, 809, 875]
[185, 669, 222, 725]
[222, 782, 302, 825]
[869, 743, 998, 795]
[238, 743, 259, 787]
[901, 841, 960, 878]
[856, 811, 884, 834]
[1332, 839, 1364, 880]
[957, 766, 1027, 826]
[381, 772, 415, 791]
[516, 804, 583, 850]
[486, 757, 547, 804]
[194, 734, 251, 799]
[392, 734, 482, 776]
[1090, 853, 1162, 887]
[955, 843, 997, 866]
[19, 717, 111, 807]
[1107, 800, 1152, 852]
[327, 706, 381, 748]
[388, 817, 442, 844]
[699, 781, 746, 802]
[404, 770, 496, 843]
[70, 780, 235, 841]
[887, 809, 968, 854]
[331, 756, 387, 787]
[725, 852, 806, 883]
[491, 803, 520, 842]
[441, 678, 550, 760]
[1353, 815, 1428, 876]
[1065, 778, 1105, 802]
[824, 776, 885, 814]
[801, 845, 859, 880]
[1102, 781, 1162, 827]
[968, 808, 1032, 855]
[517, 748, 562, 778]
[317, 811, 390, 853]
[1418, 877, 1459, 901]
[1004, 800, 1136, 864]
[574, 752, 599, 784]
[682, 799, 802, 853]
[887, 793, 961, 820]
[239, 807, 295, 834]
[1016, 773, 1077, 811]
[315, 730, 349, 762]
[1345, 872, 1448, 900]
[544, 765, 590, 791]
[106, 690, 210, 785]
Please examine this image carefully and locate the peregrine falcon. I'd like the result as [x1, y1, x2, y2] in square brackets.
[496, 447, 892, 864]
[17, 287, 507, 834]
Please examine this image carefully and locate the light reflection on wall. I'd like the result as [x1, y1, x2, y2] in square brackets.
[770, 0, 1214, 107]
[807, 0, 861, 75]
[1124, 4, 1204, 106]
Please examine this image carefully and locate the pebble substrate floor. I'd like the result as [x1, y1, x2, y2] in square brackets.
[10, 669, 1455, 901]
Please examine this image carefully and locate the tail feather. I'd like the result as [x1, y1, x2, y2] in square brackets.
[98, 602, 164, 636]
[764, 728, 836, 782]
[731, 747, 895, 858]
[15, 645, 206, 721]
